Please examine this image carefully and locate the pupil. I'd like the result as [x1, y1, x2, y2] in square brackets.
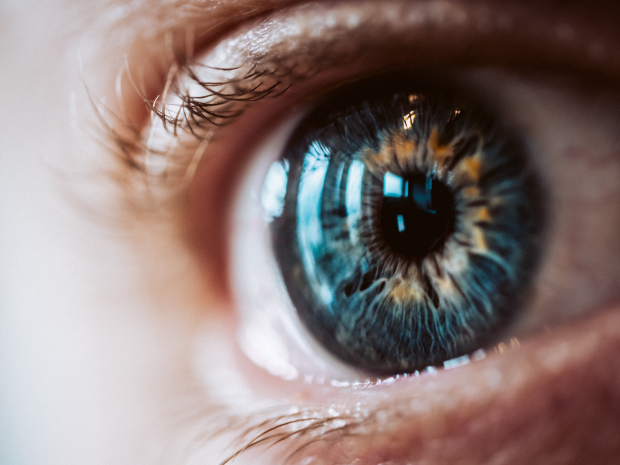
[380, 172, 454, 258]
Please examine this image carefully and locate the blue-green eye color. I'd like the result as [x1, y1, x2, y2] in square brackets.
[267, 75, 545, 376]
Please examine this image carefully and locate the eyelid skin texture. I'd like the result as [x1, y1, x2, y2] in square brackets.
[191, 304, 620, 464]
[136, 0, 620, 144]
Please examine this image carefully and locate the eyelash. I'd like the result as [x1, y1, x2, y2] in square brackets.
[92, 66, 308, 234]
[156, 65, 285, 132]
[222, 409, 359, 465]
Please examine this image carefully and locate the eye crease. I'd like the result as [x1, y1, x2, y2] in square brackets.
[267, 77, 544, 375]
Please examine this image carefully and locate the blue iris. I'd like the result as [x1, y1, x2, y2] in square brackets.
[268, 77, 544, 375]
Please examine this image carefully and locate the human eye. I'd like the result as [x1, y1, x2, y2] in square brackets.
[102, 0, 620, 464]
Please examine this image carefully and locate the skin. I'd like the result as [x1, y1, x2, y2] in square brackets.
[0, 0, 619, 464]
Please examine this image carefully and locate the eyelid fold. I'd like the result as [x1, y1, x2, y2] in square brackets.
[127, 0, 620, 209]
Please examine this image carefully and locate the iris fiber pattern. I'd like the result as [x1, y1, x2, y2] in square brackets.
[269, 78, 543, 375]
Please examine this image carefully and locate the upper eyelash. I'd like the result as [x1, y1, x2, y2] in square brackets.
[92, 0, 620, 214]
[153, 62, 290, 135]
[90, 57, 294, 212]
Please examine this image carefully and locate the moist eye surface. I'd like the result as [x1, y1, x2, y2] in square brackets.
[264, 74, 545, 376]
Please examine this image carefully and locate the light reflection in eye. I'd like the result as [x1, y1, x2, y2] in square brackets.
[403, 110, 416, 130]
[382, 171, 404, 198]
[297, 150, 332, 306]
[345, 160, 365, 244]
[261, 160, 288, 221]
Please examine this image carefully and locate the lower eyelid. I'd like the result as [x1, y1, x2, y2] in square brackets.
[189, 301, 620, 464]
[355, 306, 620, 465]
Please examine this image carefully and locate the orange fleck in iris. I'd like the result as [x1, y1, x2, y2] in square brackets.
[389, 279, 422, 304]
[427, 128, 454, 161]
[362, 148, 390, 173]
[462, 186, 480, 198]
[472, 227, 487, 251]
[476, 207, 491, 222]
[392, 136, 417, 169]
[461, 156, 482, 181]
[436, 276, 454, 293]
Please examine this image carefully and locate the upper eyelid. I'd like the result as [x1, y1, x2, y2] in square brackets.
[133, 0, 620, 148]
[103, 0, 620, 142]
[142, 0, 620, 118]
[97, 0, 620, 219]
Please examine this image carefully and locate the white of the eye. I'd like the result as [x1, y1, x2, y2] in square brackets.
[230, 108, 363, 385]
[260, 160, 288, 221]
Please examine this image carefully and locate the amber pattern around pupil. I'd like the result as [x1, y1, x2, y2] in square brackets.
[267, 79, 544, 375]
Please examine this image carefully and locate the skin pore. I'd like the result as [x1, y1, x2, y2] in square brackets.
[1, 0, 620, 464]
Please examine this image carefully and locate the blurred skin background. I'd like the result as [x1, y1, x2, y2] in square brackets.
[1, 0, 620, 464]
